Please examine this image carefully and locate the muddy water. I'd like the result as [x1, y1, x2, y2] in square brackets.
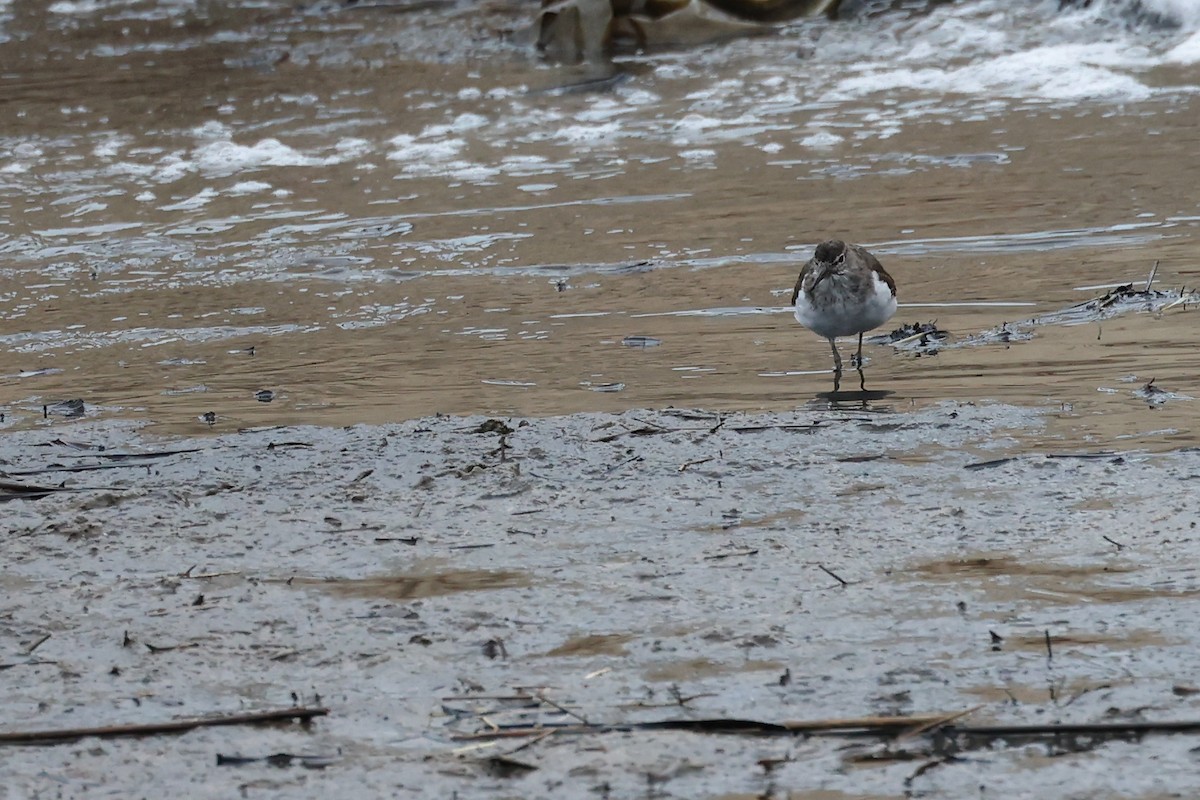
[1, 2, 1199, 449]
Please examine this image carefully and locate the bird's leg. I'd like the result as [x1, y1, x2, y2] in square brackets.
[828, 338, 843, 373]
[850, 332, 865, 369]
[829, 338, 843, 394]
[857, 362, 866, 393]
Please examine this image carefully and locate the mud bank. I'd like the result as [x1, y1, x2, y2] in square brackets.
[3, 402, 1200, 798]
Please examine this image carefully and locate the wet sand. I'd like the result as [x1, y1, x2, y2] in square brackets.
[4, 404, 1200, 797]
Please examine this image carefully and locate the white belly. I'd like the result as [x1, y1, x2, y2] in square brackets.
[794, 273, 897, 339]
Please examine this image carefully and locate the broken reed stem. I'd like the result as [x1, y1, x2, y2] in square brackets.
[451, 715, 1200, 745]
[0, 707, 328, 746]
[452, 712, 959, 742]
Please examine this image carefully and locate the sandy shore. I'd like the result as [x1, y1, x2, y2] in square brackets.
[3, 402, 1200, 797]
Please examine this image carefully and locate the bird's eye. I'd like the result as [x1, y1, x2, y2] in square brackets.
[834, 253, 845, 266]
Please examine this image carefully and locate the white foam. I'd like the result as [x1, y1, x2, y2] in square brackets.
[47, 0, 107, 13]
[194, 135, 368, 175]
[92, 134, 128, 159]
[552, 122, 620, 145]
[420, 112, 488, 138]
[228, 180, 272, 195]
[196, 138, 315, 172]
[800, 131, 843, 148]
[386, 134, 465, 162]
[160, 188, 217, 212]
[830, 42, 1155, 102]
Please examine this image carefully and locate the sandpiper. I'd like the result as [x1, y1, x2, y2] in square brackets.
[791, 240, 897, 373]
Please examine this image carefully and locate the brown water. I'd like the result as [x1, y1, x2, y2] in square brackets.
[2, 1, 1198, 449]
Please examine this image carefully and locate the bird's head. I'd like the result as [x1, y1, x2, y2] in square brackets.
[810, 240, 847, 289]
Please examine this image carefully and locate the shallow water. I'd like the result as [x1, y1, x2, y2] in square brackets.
[2, 0, 1199, 448]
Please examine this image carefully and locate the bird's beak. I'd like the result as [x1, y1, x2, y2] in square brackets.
[810, 264, 832, 290]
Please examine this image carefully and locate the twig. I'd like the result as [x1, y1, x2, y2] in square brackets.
[896, 706, 983, 741]
[604, 455, 643, 474]
[890, 329, 935, 347]
[1045, 630, 1053, 662]
[704, 549, 758, 561]
[180, 569, 244, 580]
[818, 564, 850, 587]
[532, 691, 589, 725]
[732, 423, 823, 435]
[504, 729, 555, 756]
[1146, 260, 1160, 292]
[964, 457, 1017, 471]
[23, 634, 51, 656]
[144, 641, 199, 654]
[0, 707, 328, 745]
[1103, 535, 1124, 551]
[678, 456, 714, 472]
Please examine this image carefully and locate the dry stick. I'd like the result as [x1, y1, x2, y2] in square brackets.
[705, 549, 759, 561]
[1103, 535, 1124, 551]
[604, 455, 643, 474]
[504, 729, 556, 756]
[23, 634, 51, 656]
[896, 706, 984, 741]
[818, 564, 850, 587]
[1146, 259, 1160, 292]
[0, 707, 328, 746]
[1045, 630, 1053, 662]
[678, 456, 714, 472]
[453, 716, 1200, 744]
[532, 691, 589, 726]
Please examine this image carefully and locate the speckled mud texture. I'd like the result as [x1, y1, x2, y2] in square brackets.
[4, 403, 1200, 798]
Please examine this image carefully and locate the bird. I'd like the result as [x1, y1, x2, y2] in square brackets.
[790, 240, 897, 377]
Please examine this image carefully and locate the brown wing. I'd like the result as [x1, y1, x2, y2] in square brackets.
[850, 244, 896, 297]
[790, 258, 815, 305]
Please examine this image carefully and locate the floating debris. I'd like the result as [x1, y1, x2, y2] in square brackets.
[255, 390, 275, 403]
[481, 379, 536, 387]
[581, 381, 625, 392]
[1133, 378, 1190, 407]
[5, 368, 63, 379]
[621, 335, 661, 348]
[956, 321, 1036, 347]
[43, 399, 85, 418]
[869, 322, 948, 352]
[887, 262, 1196, 356]
[200, 411, 217, 426]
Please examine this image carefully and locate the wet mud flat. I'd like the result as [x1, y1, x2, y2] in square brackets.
[4, 402, 1200, 797]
